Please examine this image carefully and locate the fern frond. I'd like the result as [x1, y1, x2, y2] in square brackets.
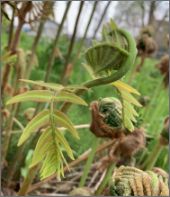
[112, 80, 142, 131]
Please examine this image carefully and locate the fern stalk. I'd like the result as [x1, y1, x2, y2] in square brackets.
[2, 105, 17, 164]
[95, 163, 115, 195]
[17, 165, 38, 196]
[148, 94, 165, 132]
[6, 133, 39, 186]
[143, 77, 163, 123]
[79, 138, 100, 187]
[141, 140, 163, 170]
[33, 1, 72, 117]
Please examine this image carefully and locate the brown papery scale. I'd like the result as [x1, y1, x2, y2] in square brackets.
[90, 99, 145, 167]
[156, 54, 169, 87]
[136, 26, 157, 56]
[90, 99, 124, 139]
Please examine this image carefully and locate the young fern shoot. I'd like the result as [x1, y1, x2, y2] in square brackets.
[6, 81, 87, 179]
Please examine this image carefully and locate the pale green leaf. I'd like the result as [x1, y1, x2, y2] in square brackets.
[112, 80, 140, 95]
[55, 91, 87, 106]
[54, 110, 79, 139]
[30, 129, 53, 167]
[18, 110, 50, 146]
[6, 90, 53, 105]
[58, 147, 70, 172]
[121, 91, 142, 107]
[20, 79, 88, 92]
[124, 106, 136, 123]
[124, 116, 134, 132]
[40, 150, 60, 179]
[55, 129, 74, 160]
[20, 79, 64, 91]
[124, 100, 138, 117]
[6, 90, 87, 106]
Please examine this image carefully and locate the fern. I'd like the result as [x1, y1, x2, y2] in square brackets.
[6, 80, 88, 179]
[112, 81, 142, 131]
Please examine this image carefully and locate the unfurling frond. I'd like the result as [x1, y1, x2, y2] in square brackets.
[112, 80, 142, 131]
[83, 20, 137, 87]
[110, 166, 169, 196]
[7, 80, 88, 179]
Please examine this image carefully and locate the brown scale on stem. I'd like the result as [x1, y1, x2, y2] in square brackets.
[156, 54, 169, 87]
[136, 26, 157, 72]
[90, 101, 145, 169]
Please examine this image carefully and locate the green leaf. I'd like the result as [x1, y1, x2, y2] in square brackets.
[121, 91, 142, 107]
[20, 79, 64, 91]
[55, 129, 74, 160]
[30, 129, 53, 167]
[112, 80, 140, 95]
[124, 116, 134, 131]
[54, 110, 79, 139]
[20, 79, 88, 92]
[124, 106, 136, 123]
[6, 90, 87, 106]
[40, 150, 60, 179]
[112, 81, 141, 131]
[6, 90, 53, 105]
[55, 91, 87, 106]
[124, 100, 138, 117]
[85, 43, 129, 75]
[18, 110, 50, 146]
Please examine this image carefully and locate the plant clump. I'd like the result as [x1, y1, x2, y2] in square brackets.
[109, 166, 169, 196]
[137, 26, 157, 56]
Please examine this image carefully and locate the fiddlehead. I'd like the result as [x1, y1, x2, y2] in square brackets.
[109, 166, 169, 196]
[84, 20, 137, 88]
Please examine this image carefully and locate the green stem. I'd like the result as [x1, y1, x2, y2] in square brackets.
[95, 163, 115, 195]
[2, 59, 23, 164]
[17, 165, 39, 196]
[6, 133, 39, 186]
[2, 104, 18, 164]
[148, 94, 165, 132]
[33, 1, 72, 117]
[79, 138, 100, 187]
[61, 1, 84, 84]
[143, 77, 163, 122]
[142, 140, 163, 170]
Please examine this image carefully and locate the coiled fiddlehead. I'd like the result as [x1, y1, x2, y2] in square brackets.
[109, 166, 169, 196]
[84, 20, 137, 88]
[99, 97, 122, 128]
